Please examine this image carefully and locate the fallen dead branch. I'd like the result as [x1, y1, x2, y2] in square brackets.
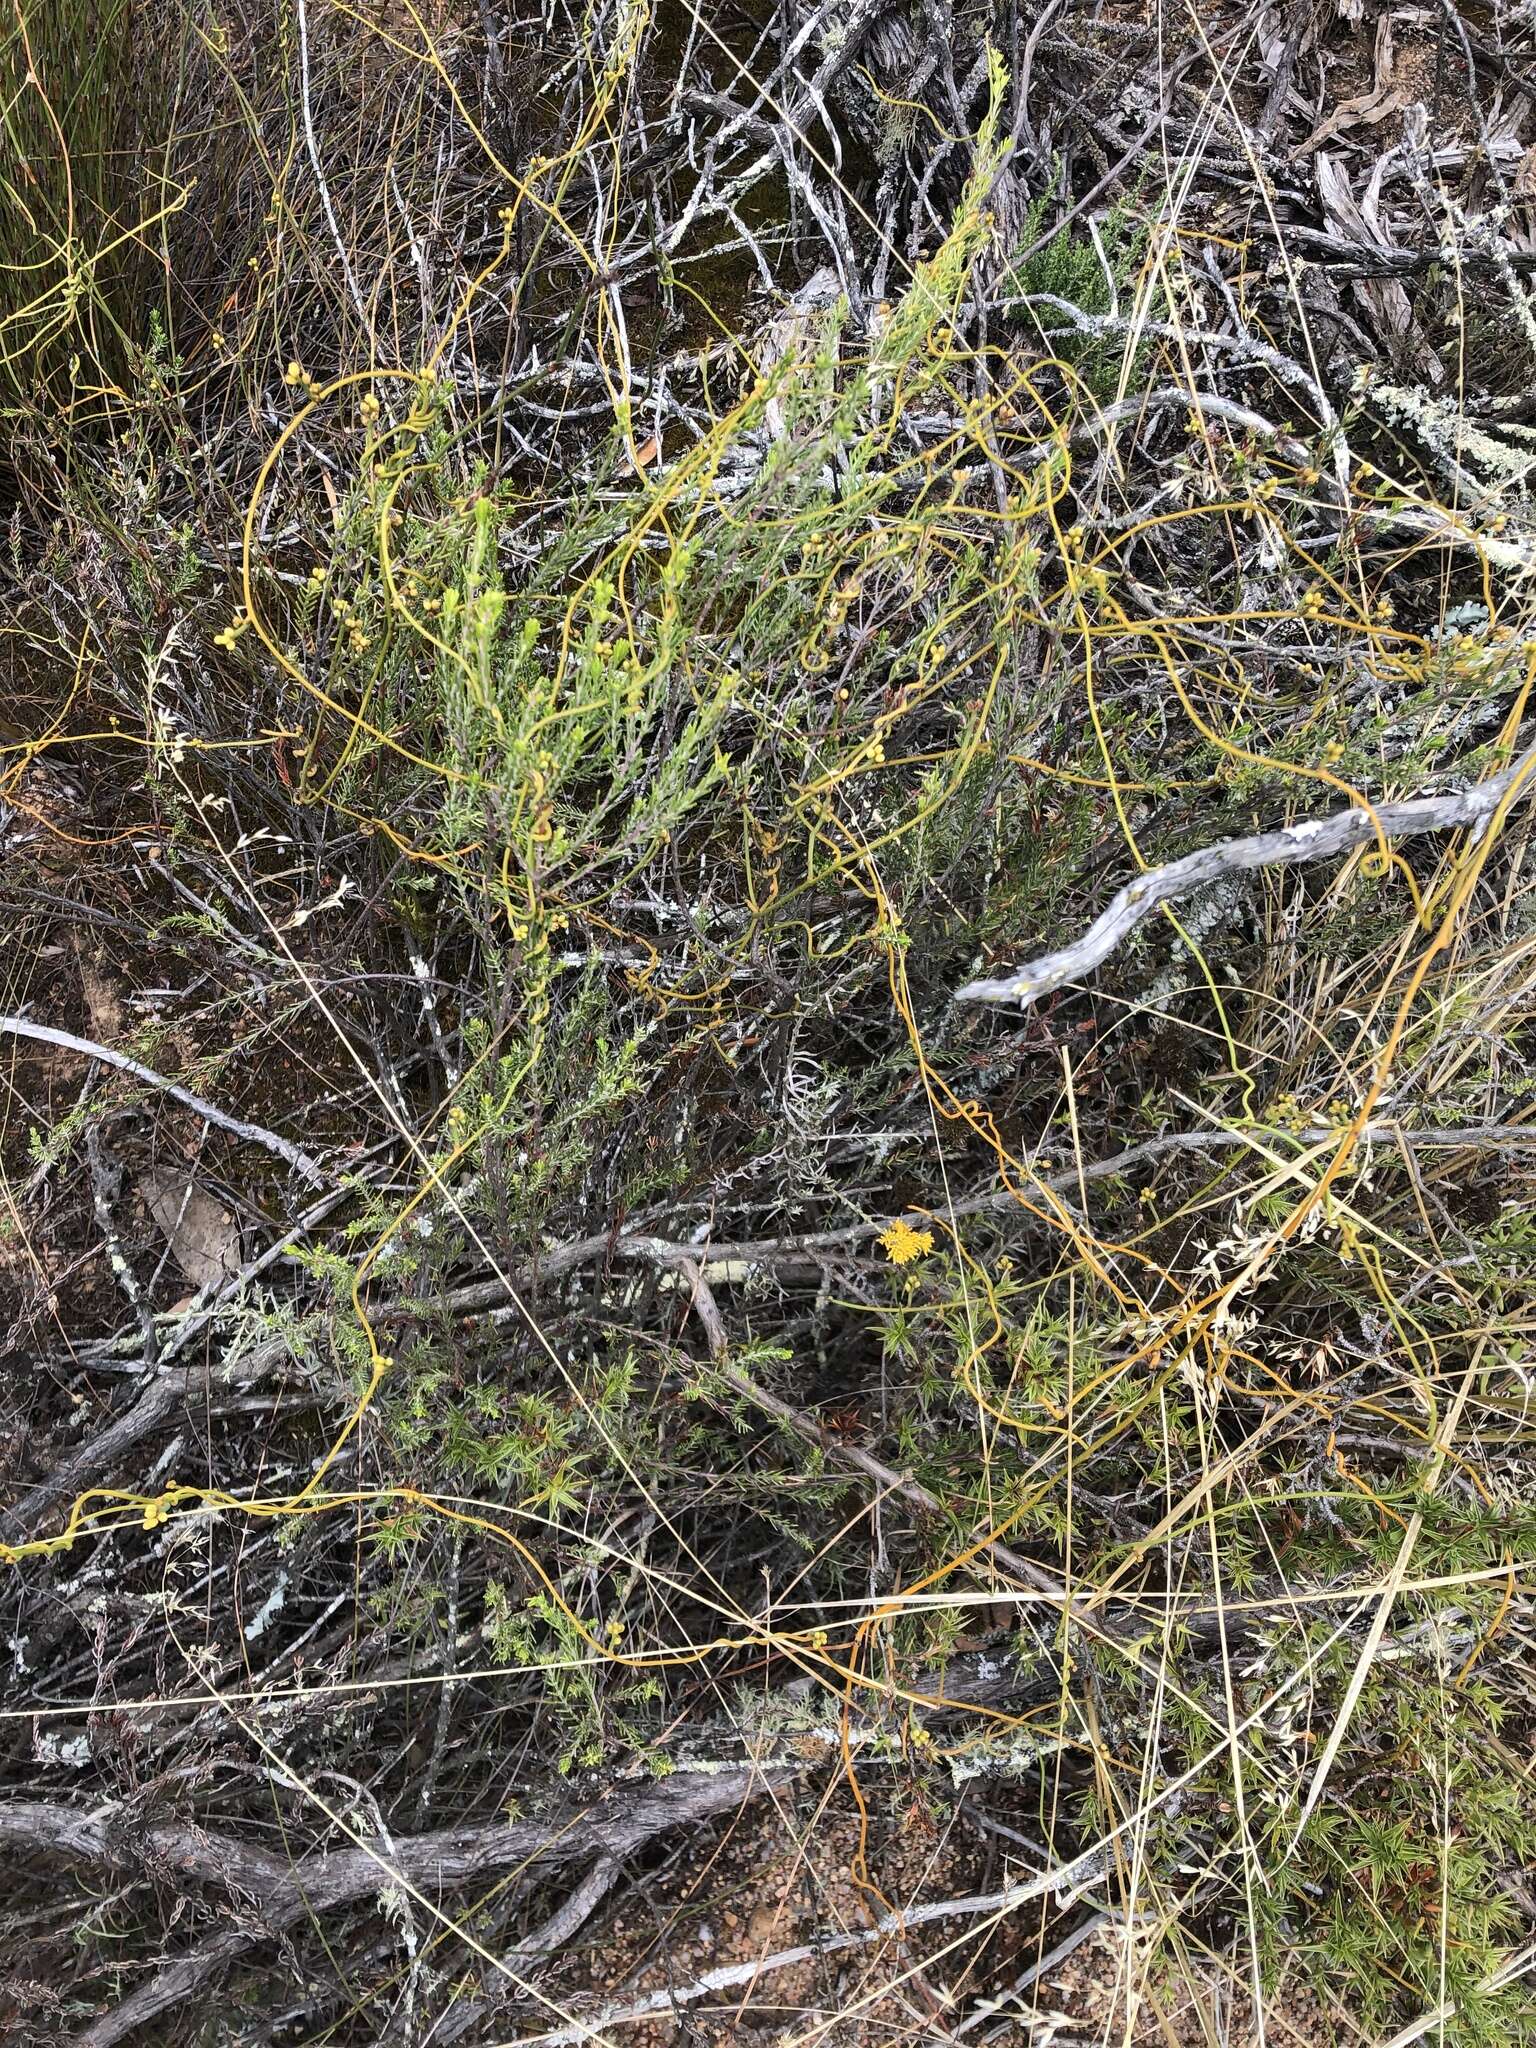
[0, 1767, 794, 2048]
[955, 745, 1536, 1006]
[0, 1015, 330, 1186]
[502, 1860, 1107, 2047]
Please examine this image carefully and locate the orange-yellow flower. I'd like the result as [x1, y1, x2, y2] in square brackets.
[878, 1218, 933, 1266]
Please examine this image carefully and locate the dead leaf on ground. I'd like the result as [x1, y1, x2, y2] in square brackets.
[141, 1168, 242, 1292]
[625, 433, 661, 474]
[1313, 149, 1442, 381]
[1293, 14, 1404, 156]
[76, 951, 125, 1044]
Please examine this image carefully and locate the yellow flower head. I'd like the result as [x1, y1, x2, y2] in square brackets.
[878, 1218, 934, 1266]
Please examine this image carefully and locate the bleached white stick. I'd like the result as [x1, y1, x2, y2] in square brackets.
[956, 747, 1536, 1007]
[497, 1852, 1103, 2047]
[0, 1014, 329, 1185]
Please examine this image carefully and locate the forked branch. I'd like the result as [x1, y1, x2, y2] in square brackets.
[956, 746, 1536, 1006]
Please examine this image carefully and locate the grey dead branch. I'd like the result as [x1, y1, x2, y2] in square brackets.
[955, 743, 1536, 1006]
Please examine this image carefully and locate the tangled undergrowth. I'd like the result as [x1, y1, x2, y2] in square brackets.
[4, 1, 1536, 2043]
